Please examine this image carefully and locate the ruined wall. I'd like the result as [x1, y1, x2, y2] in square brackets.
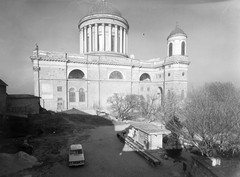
[6, 98, 40, 114]
[0, 86, 7, 112]
[191, 157, 218, 177]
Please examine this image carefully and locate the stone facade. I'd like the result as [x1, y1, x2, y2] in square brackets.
[30, 1, 190, 112]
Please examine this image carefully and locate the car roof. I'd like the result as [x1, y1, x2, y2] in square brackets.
[70, 144, 82, 150]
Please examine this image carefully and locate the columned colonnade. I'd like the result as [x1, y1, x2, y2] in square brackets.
[79, 23, 128, 55]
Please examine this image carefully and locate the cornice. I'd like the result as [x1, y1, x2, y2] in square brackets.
[78, 14, 129, 29]
[30, 56, 168, 69]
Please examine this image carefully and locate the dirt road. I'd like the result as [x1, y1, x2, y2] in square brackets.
[2, 114, 184, 177]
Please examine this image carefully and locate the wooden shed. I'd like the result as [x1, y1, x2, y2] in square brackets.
[126, 122, 171, 150]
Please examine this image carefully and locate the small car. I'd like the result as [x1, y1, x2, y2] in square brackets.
[69, 144, 85, 166]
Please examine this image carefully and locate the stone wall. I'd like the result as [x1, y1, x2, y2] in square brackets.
[191, 156, 218, 177]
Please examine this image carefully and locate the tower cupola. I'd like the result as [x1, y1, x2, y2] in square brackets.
[167, 25, 187, 57]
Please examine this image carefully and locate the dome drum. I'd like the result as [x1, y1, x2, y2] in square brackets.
[78, 1, 129, 57]
[79, 22, 129, 56]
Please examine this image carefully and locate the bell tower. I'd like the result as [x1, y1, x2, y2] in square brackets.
[164, 25, 190, 101]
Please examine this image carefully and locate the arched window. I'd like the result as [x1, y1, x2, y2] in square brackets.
[169, 43, 173, 56]
[181, 41, 185, 55]
[109, 71, 123, 79]
[79, 88, 85, 102]
[68, 70, 85, 79]
[167, 90, 171, 99]
[181, 90, 184, 100]
[140, 73, 151, 81]
[69, 88, 76, 102]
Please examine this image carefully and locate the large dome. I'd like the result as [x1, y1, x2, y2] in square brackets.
[167, 26, 187, 39]
[87, 0, 122, 17]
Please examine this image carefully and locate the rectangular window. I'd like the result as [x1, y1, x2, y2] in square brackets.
[57, 98, 63, 110]
[57, 86, 62, 92]
[147, 87, 150, 92]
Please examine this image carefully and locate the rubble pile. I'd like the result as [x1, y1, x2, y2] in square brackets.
[0, 151, 38, 176]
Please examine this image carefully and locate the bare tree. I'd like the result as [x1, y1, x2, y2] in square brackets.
[140, 94, 161, 120]
[107, 93, 142, 120]
[163, 82, 240, 157]
[107, 93, 162, 121]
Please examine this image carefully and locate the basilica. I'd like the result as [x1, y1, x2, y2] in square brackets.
[31, 0, 190, 111]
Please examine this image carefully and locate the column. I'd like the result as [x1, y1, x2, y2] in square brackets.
[108, 24, 111, 51]
[102, 23, 105, 51]
[80, 28, 83, 54]
[95, 24, 98, 51]
[123, 28, 126, 54]
[167, 42, 169, 56]
[126, 30, 128, 55]
[114, 25, 118, 52]
[89, 25, 92, 52]
[185, 41, 187, 55]
[84, 26, 87, 53]
[120, 27, 123, 53]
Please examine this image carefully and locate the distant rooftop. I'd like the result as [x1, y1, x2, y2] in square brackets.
[7, 94, 40, 99]
[129, 121, 170, 134]
[0, 79, 7, 86]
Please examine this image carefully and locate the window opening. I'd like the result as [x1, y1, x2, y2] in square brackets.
[109, 71, 123, 79]
[79, 88, 85, 102]
[69, 88, 76, 102]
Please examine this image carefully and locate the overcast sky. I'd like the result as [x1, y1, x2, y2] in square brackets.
[0, 0, 239, 94]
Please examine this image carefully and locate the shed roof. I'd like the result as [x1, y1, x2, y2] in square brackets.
[129, 121, 170, 134]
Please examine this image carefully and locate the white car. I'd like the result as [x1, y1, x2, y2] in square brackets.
[69, 144, 85, 166]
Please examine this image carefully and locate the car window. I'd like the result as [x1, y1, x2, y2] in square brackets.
[70, 149, 82, 155]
